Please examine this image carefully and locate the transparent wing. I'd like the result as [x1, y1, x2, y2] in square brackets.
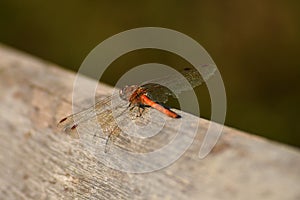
[140, 83, 173, 103]
[57, 92, 128, 136]
[141, 64, 216, 103]
[57, 91, 154, 153]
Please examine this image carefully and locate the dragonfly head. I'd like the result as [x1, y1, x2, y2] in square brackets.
[119, 85, 139, 101]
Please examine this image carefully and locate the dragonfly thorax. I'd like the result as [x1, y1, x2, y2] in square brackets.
[119, 85, 139, 101]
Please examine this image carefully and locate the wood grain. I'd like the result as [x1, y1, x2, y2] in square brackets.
[0, 44, 299, 200]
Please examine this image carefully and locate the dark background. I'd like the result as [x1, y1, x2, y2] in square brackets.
[1, 1, 299, 147]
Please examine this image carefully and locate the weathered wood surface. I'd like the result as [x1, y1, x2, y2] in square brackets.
[0, 44, 299, 200]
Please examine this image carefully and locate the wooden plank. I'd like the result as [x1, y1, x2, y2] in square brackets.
[0, 44, 299, 200]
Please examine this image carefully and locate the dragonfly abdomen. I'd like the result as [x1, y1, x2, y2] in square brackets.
[140, 95, 180, 118]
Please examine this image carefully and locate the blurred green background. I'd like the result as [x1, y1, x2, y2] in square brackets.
[1, 1, 299, 147]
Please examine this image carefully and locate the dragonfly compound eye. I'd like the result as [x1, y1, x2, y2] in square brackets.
[119, 85, 138, 101]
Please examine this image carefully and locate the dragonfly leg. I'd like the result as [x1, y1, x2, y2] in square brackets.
[128, 102, 132, 108]
[129, 106, 135, 111]
[138, 105, 145, 117]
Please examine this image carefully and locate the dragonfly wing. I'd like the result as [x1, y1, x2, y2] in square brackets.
[57, 92, 127, 135]
[141, 64, 217, 101]
[140, 83, 173, 103]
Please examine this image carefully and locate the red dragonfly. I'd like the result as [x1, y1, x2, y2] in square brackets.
[119, 84, 180, 119]
[58, 64, 216, 151]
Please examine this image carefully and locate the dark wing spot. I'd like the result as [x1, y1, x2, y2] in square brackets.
[71, 124, 78, 130]
[183, 67, 192, 71]
[59, 117, 68, 123]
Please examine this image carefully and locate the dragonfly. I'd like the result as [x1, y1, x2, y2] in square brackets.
[58, 64, 216, 152]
